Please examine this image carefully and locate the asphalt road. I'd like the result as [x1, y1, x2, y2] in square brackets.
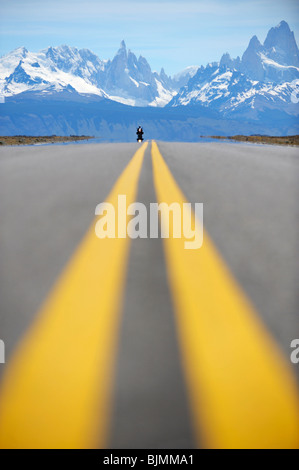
[0, 140, 298, 449]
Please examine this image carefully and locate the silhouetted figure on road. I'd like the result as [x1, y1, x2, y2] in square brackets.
[136, 126, 144, 142]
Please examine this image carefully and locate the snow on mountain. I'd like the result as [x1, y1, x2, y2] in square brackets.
[169, 21, 299, 121]
[170, 65, 256, 110]
[0, 46, 28, 78]
[172, 65, 200, 89]
[0, 20, 298, 128]
[101, 41, 159, 105]
[149, 78, 177, 107]
[0, 41, 177, 106]
[240, 21, 299, 82]
[264, 20, 299, 67]
[0, 46, 108, 99]
[101, 41, 178, 106]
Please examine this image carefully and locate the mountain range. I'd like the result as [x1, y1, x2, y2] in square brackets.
[0, 40, 193, 107]
[0, 20, 298, 140]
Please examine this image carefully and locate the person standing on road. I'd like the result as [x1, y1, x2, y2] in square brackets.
[136, 126, 144, 141]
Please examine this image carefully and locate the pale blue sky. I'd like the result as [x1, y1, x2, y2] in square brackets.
[1, 0, 299, 75]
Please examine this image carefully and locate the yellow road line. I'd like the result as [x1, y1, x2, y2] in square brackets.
[151, 141, 299, 449]
[0, 142, 148, 449]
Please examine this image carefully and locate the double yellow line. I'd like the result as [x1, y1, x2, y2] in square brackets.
[0, 141, 298, 449]
[151, 142, 299, 449]
[0, 142, 147, 449]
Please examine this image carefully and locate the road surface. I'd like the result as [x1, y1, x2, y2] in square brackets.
[0, 140, 298, 449]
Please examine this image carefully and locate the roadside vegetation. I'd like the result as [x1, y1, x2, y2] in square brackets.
[0, 135, 94, 145]
[210, 135, 299, 146]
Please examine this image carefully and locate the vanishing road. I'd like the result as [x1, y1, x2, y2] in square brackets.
[0, 140, 298, 449]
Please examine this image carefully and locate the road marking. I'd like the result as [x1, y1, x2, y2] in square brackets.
[151, 141, 299, 449]
[0, 142, 148, 449]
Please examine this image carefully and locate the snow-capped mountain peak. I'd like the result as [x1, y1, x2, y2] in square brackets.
[12, 46, 28, 57]
[264, 20, 299, 67]
[0, 45, 109, 98]
[240, 21, 299, 81]
[168, 20, 299, 124]
[172, 65, 200, 89]
[1, 20, 298, 116]
[0, 41, 177, 106]
[0, 46, 29, 78]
